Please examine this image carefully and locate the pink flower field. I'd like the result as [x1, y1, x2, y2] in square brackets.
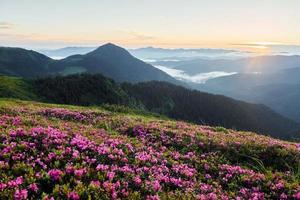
[0, 100, 299, 200]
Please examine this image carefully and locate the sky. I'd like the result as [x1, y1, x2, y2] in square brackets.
[0, 0, 300, 50]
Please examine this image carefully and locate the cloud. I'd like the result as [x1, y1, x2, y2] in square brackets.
[128, 31, 156, 40]
[230, 43, 300, 54]
[0, 22, 14, 29]
[0, 32, 114, 49]
[117, 30, 156, 41]
[231, 42, 288, 49]
[154, 65, 237, 84]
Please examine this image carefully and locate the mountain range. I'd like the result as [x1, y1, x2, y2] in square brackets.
[153, 55, 300, 74]
[39, 46, 249, 61]
[153, 55, 300, 122]
[0, 43, 300, 140]
[39, 46, 96, 58]
[194, 67, 300, 122]
[0, 43, 181, 84]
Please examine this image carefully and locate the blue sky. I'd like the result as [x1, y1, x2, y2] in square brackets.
[0, 0, 299, 49]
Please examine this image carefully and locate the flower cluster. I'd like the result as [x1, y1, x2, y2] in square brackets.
[0, 105, 299, 200]
[41, 108, 107, 123]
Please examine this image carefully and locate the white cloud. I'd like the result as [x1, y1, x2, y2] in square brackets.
[154, 65, 237, 84]
[0, 22, 14, 29]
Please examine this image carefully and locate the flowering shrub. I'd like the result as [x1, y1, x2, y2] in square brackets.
[41, 108, 108, 123]
[0, 103, 299, 199]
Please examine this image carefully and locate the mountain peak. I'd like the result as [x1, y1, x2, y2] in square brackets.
[101, 42, 118, 48]
[95, 43, 124, 51]
[87, 43, 130, 57]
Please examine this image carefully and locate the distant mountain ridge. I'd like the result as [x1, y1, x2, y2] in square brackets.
[0, 47, 52, 77]
[39, 46, 248, 60]
[0, 43, 181, 84]
[40, 46, 96, 58]
[196, 67, 300, 122]
[154, 55, 300, 75]
[151, 54, 300, 122]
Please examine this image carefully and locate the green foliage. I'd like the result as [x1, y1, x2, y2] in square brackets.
[214, 126, 230, 134]
[123, 81, 300, 140]
[59, 66, 87, 76]
[34, 74, 133, 106]
[0, 76, 37, 100]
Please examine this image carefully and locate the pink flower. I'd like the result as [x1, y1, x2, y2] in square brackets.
[12, 117, 21, 125]
[90, 180, 100, 188]
[200, 183, 212, 193]
[296, 144, 300, 151]
[28, 183, 39, 193]
[170, 177, 183, 187]
[14, 189, 28, 200]
[35, 172, 41, 178]
[121, 188, 129, 197]
[47, 152, 56, 160]
[134, 176, 142, 186]
[147, 195, 160, 200]
[294, 192, 300, 200]
[112, 191, 117, 199]
[8, 177, 23, 188]
[68, 191, 80, 200]
[205, 174, 212, 179]
[66, 165, 74, 174]
[74, 168, 86, 179]
[204, 163, 210, 170]
[280, 193, 288, 199]
[72, 150, 80, 158]
[208, 193, 217, 200]
[151, 180, 161, 192]
[103, 181, 113, 192]
[107, 171, 115, 181]
[197, 194, 207, 200]
[0, 183, 7, 191]
[43, 195, 55, 200]
[275, 182, 284, 190]
[48, 169, 63, 181]
[10, 128, 25, 137]
[250, 192, 264, 200]
[96, 164, 109, 171]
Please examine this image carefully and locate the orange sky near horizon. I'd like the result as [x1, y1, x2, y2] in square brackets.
[0, 0, 299, 50]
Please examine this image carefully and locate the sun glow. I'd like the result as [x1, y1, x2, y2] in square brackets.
[248, 45, 268, 49]
[251, 41, 283, 46]
[234, 41, 285, 54]
[242, 42, 283, 50]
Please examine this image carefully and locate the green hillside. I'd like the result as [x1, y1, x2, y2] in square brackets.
[0, 76, 37, 100]
[0, 99, 299, 199]
[0, 74, 300, 141]
[0, 47, 51, 78]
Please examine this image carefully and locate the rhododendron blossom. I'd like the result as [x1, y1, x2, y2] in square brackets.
[48, 169, 63, 181]
[0, 105, 298, 199]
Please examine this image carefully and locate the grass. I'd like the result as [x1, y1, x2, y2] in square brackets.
[0, 99, 299, 199]
[0, 76, 37, 100]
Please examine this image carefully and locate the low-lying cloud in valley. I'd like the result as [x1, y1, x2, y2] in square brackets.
[154, 65, 237, 84]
